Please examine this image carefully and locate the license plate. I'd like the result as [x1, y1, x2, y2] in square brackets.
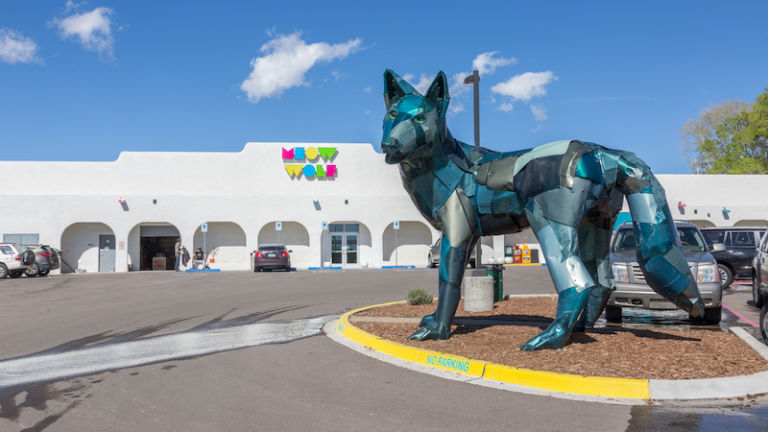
[268, 253, 276, 257]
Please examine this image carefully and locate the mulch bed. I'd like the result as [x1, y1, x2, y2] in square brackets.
[352, 296, 768, 380]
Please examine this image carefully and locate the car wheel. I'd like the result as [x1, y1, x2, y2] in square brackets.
[427, 254, 434, 268]
[605, 305, 622, 323]
[718, 264, 733, 289]
[8, 271, 23, 278]
[284, 266, 291, 272]
[702, 306, 722, 325]
[0, 263, 7, 279]
[755, 275, 765, 309]
[25, 263, 40, 277]
[761, 301, 768, 344]
[38, 270, 50, 276]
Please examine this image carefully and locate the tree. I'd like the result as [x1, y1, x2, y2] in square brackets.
[681, 88, 768, 174]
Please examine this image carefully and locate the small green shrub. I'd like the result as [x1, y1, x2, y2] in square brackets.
[407, 288, 434, 305]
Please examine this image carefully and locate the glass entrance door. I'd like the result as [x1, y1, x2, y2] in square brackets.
[331, 235, 343, 264]
[328, 224, 361, 267]
[345, 234, 358, 264]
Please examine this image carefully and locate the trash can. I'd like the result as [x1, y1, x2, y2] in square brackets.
[485, 264, 504, 302]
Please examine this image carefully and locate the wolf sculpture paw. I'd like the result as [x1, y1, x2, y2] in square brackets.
[521, 318, 569, 351]
[418, 313, 436, 327]
[408, 321, 450, 341]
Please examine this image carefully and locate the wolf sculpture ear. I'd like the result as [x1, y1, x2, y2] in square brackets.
[383, 69, 416, 110]
[425, 71, 450, 118]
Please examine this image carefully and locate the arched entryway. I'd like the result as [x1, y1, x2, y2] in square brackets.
[382, 221, 432, 266]
[734, 219, 768, 227]
[127, 222, 181, 271]
[60, 222, 117, 274]
[322, 222, 372, 268]
[258, 222, 310, 269]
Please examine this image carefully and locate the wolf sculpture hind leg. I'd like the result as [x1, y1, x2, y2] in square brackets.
[615, 153, 705, 318]
[521, 205, 595, 351]
[574, 212, 617, 331]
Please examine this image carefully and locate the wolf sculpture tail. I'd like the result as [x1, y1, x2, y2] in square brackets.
[613, 151, 705, 318]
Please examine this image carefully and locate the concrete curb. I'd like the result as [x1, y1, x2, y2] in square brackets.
[327, 300, 768, 405]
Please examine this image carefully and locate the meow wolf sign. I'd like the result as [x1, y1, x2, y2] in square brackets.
[282, 146, 338, 180]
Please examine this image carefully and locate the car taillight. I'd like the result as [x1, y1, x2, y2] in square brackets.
[40, 252, 51, 258]
[255, 252, 261, 258]
[14, 254, 19, 261]
[282, 251, 288, 257]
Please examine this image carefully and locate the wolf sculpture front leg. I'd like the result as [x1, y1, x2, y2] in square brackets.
[409, 188, 478, 341]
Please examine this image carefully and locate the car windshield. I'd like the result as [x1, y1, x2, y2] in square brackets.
[677, 227, 707, 252]
[612, 227, 707, 253]
[701, 230, 725, 245]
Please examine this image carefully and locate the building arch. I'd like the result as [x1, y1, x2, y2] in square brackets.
[193, 222, 246, 253]
[382, 221, 432, 266]
[258, 221, 311, 269]
[687, 220, 716, 228]
[127, 222, 181, 271]
[60, 222, 117, 274]
[322, 221, 373, 268]
[734, 219, 768, 227]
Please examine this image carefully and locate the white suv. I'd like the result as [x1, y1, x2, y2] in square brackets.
[0, 243, 36, 279]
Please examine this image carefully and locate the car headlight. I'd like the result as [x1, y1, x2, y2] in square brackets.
[611, 264, 629, 282]
[697, 263, 717, 283]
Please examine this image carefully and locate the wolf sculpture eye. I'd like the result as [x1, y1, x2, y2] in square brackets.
[413, 114, 425, 124]
[388, 110, 398, 120]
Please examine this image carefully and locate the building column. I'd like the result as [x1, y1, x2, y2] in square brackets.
[114, 229, 129, 272]
[307, 226, 324, 268]
[370, 224, 384, 268]
[492, 235, 505, 263]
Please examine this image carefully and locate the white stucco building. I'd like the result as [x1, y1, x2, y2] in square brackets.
[1, 142, 767, 274]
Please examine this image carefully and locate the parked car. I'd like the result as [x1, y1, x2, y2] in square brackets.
[607, 221, 722, 324]
[701, 226, 766, 288]
[252, 245, 292, 272]
[0, 243, 36, 279]
[22, 245, 60, 277]
[750, 233, 768, 309]
[427, 238, 476, 268]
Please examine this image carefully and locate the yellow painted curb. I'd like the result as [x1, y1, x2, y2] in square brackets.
[336, 301, 650, 401]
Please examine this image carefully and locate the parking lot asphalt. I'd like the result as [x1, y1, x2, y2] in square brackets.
[0, 268, 766, 431]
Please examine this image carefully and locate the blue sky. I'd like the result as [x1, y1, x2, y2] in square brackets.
[1, 1, 767, 174]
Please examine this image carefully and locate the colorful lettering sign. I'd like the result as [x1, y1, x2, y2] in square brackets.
[282, 146, 338, 180]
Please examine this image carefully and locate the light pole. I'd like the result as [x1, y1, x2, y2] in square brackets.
[464, 70, 482, 270]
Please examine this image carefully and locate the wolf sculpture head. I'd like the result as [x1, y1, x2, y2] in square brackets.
[381, 69, 451, 164]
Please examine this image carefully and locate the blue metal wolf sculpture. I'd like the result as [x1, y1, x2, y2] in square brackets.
[381, 69, 705, 351]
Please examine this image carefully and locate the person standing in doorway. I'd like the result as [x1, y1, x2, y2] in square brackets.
[174, 238, 182, 272]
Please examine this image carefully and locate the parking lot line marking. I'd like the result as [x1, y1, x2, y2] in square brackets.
[723, 304, 759, 328]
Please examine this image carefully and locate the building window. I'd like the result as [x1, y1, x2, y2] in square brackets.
[3, 233, 39, 245]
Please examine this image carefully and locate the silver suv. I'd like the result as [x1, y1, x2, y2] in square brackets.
[750, 234, 768, 343]
[427, 238, 476, 268]
[0, 243, 36, 279]
[607, 221, 722, 324]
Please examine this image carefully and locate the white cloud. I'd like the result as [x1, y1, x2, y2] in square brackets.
[472, 51, 515, 75]
[449, 101, 464, 115]
[363, 86, 372, 93]
[0, 29, 40, 64]
[54, 7, 115, 57]
[491, 71, 558, 102]
[240, 33, 361, 103]
[499, 103, 515, 113]
[530, 104, 547, 121]
[403, 73, 434, 95]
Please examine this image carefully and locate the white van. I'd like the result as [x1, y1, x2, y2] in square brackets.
[206, 246, 250, 271]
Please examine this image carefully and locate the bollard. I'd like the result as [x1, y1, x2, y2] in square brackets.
[463, 276, 494, 312]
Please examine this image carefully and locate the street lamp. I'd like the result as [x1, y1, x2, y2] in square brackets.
[464, 70, 482, 270]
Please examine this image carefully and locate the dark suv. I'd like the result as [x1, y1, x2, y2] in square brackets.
[701, 227, 766, 288]
[252, 245, 291, 272]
